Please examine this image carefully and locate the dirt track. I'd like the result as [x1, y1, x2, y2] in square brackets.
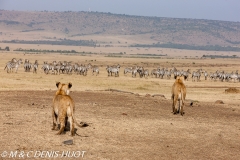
[0, 90, 239, 160]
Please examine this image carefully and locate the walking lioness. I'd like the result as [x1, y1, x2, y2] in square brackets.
[52, 82, 76, 136]
[171, 76, 186, 116]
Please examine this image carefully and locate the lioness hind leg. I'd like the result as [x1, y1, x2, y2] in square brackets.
[52, 110, 58, 130]
[178, 99, 181, 114]
[56, 116, 66, 135]
[68, 116, 75, 136]
[172, 96, 175, 113]
[180, 100, 184, 116]
[64, 117, 69, 131]
[173, 97, 178, 114]
[172, 104, 175, 113]
[171, 94, 176, 113]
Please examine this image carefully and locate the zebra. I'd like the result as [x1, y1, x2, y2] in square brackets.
[228, 72, 238, 82]
[33, 60, 38, 74]
[76, 64, 84, 75]
[137, 66, 144, 78]
[11, 58, 17, 63]
[218, 71, 226, 82]
[182, 69, 191, 81]
[106, 64, 120, 77]
[151, 68, 160, 78]
[4, 58, 17, 73]
[209, 72, 216, 81]
[59, 62, 67, 74]
[124, 67, 132, 75]
[106, 65, 112, 76]
[111, 64, 121, 77]
[64, 62, 73, 74]
[165, 68, 173, 79]
[141, 68, 149, 78]
[47, 61, 59, 74]
[78, 63, 91, 76]
[88, 63, 99, 76]
[41, 61, 50, 74]
[52, 62, 61, 75]
[173, 67, 181, 79]
[132, 66, 139, 77]
[4, 59, 23, 73]
[24, 59, 30, 72]
[72, 63, 79, 73]
[192, 69, 202, 82]
[221, 72, 228, 82]
[210, 70, 223, 81]
[238, 74, 240, 82]
[80, 65, 88, 76]
[202, 70, 208, 80]
[159, 68, 165, 79]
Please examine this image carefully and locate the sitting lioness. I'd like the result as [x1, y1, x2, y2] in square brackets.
[52, 82, 76, 136]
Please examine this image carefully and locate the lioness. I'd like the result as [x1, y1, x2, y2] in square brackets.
[171, 76, 186, 116]
[52, 82, 76, 136]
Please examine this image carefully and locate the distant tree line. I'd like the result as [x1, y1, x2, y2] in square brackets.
[14, 48, 77, 53]
[0, 20, 20, 25]
[13, 48, 101, 55]
[21, 28, 45, 32]
[202, 55, 238, 58]
[130, 53, 167, 56]
[2, 39, 97, 47]
[131, 43, 240, 52]
[0, 46, 10, 51]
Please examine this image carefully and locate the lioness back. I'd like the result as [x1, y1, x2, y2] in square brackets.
[53, 95, 75, 112]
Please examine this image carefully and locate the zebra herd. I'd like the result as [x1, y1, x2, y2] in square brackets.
[41, 61, 99, 76]
[208, 70, 239, 82]
[124, 66, 191, 80]
[124, 66, 240, 82]
[3, 58, 240, 82]
[3, 58, 39, 73]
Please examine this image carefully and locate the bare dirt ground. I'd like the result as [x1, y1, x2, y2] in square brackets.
[0, 51, 240, 159]
[0, 90, 239, 160]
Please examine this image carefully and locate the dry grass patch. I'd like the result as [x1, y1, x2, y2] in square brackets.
[225, 87, 240, 93]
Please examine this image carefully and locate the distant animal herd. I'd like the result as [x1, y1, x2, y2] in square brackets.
[4, 58, 240, 82]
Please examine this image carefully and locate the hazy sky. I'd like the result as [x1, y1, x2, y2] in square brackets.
[0, 0, 239, 22]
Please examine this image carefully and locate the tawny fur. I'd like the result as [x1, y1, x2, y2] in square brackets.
[55, 82, 72, 96]
[52, 82, 76, 136]
[171, 76, 187, 116]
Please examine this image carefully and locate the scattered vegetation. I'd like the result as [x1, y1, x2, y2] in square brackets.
[131, 43, 240, 52]
[14, 48, 78, 53]
[0, 46, 10, 51]
[3, 39, 96, 47]
[130, 53, 167, 56]
[202, 55, 239, 58]
[21, 28, 44, 32]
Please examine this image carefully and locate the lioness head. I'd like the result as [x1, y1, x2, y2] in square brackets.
[56, 82, 72, 95]
[175, 76, 184, 83]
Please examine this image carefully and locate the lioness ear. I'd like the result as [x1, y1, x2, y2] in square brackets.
[56, 82, 61, 88]
[68, 83, 72, 88]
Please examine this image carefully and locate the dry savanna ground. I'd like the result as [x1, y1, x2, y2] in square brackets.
[0, 49, 240, 160]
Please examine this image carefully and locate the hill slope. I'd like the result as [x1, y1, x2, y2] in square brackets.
[0, 10, 240, 48]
